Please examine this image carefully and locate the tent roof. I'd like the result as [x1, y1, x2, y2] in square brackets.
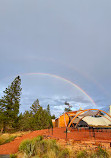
[80, 110, 100, 117]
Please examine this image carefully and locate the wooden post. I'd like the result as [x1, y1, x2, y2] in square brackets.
[93, 127, 95, 138]
[66, 127, 68, 139]
[52, 125, 53, 135]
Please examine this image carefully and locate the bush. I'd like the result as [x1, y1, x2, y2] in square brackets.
[10, 154, 17, 158]
[96, 147, 109, 158]
[43, 149, 56, 158]
[45, 139, 58, 151]
[58, 148, 70, 158]
[76, 150, 88, 158]
[19, 135, 45, 157]
[19, 139, 33, 157]
[91, 147, 109, 158]
[35, 135, 43, 141]
[0, 135, 16, 145]
[19, 136, 61, 158]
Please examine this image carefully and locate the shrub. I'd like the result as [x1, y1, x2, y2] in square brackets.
[38, 139, 48, 154]
[35, 135, 43, 141]
[0, 136, 16, 145]
[19, 139, 33, 157]
[10, 154, 17, 158]
[43, 149, 57, 158]
[4, 136, 17, 144]
[58, 148, 70, 158]
[19, 136, 71, 158]
[97, 147, 109, 158]
[19, 135, 44, 157]
[45, 139, 58, 151]
[34, 139, 59, 156]
[91, 146, 109, 158]
[76, 150, 88, 158]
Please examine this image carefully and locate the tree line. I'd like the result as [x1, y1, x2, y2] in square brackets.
[0, 76, 55, 133]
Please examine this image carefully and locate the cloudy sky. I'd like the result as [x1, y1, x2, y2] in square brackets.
[0, 0, 111, 116]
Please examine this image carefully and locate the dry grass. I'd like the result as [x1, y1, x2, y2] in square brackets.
[0, 131, 30, 145]
[17, 137, 111, 158]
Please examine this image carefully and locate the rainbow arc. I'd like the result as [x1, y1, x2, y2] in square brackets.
[19, 72, 96, 106]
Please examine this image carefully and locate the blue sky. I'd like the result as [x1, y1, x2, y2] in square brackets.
[0, 0, 111, 116]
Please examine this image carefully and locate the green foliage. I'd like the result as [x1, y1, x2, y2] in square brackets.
[19, 139, 33, 157]
[19, 136, 66, 158]
[51, 114, 56, 119]
[10, 154, 17, 158]
[58, 148, 70, 158]
[31, 108, 51, 130]
[19, 136, 48, 157]
[19, 136, 40, 157]
[2, 136, 16, 145]
[64, 107, 72, 112]
[18, 137, 110, 158]
[76, 150, 88, 158]
[40, 139, 58, 154]
[18, 100, 52, 131]
[47, 104, 51, 116]
[91, 147, 109, 158]
[0, 76, 22, 132]
[35, 135, 43, 141]
[46, 104, 52, 128]
[18, 111, 33, 131]
[0, 77, 53, 132]
[30, 99, 40, 114]
[75, 147, 109, 158]
[43, 149, 56, 158]
[0, 135, 17, 145]
[64, 101, 72, 112]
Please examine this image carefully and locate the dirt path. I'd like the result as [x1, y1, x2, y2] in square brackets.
[0, 129, 48, 154]
[0, 128, 111, 154]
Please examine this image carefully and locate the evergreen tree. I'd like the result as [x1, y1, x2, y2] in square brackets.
[64, 101, 72, 112]
[16, 99, 53, 131]
[0, 76, 22, 132]
[29, 100, 52, 130]
[30, 99, 40, 114]
[51, 114, 56, 119]
[18, 111, 33, 131]
[47, 104, 51, 116]
[46, 104, 52, 127]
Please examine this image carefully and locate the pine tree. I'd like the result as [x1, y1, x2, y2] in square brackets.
[64, 101, 72, 112]
[47, 104, 51, 116]
[30, 99, 40, 114]
[0, 76, 22, 132]
[46, 104, 52, 127]
[18, 111, 33, 131]
[29, 100, 52, 130]
[51, 114, 56, 119]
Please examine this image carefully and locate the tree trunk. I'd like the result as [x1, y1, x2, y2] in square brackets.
[2, 122, 6, 133]
[1, 127, 3, 133]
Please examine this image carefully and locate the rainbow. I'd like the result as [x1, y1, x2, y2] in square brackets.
[19, 72, 96, 106]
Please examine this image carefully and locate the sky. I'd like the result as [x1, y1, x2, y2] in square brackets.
[0, 0, 111, 116]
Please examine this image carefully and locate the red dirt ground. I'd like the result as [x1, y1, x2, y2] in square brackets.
[0, 127, 111, 154]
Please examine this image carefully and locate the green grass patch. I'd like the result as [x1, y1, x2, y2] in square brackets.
[90, 146, 109, 158]
[10, 154, 17, 158]
[76, 150, 88, 158]
[0, 135, 17, 145]
[0, 131, 30, 145]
